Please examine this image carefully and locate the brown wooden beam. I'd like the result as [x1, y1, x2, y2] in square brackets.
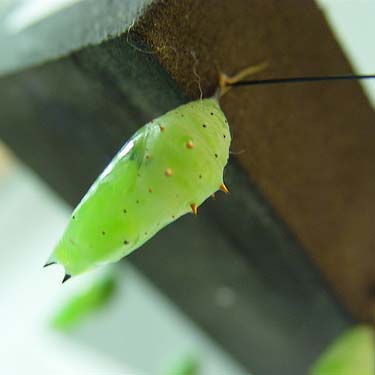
[134, 0, 375, 322]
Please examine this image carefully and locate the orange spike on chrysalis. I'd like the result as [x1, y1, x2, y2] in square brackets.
[165, 168, 173, 177]
[219, 183, 229, 193]
[190, 203, 198, 215]
[186, 140, 194, 149]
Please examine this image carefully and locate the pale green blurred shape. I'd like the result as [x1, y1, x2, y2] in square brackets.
[51, 273, 116, 331]
[310, 325, 375, 375]
[165, 356, 199, 375]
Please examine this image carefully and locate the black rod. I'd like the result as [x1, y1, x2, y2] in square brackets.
[230, 74, 375, 87]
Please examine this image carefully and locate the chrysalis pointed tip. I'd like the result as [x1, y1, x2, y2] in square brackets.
[62, 274, 72, 284]
[43, 261, 56, 268]
[190, 203, 198, 216]
[220, 183, 229, 194]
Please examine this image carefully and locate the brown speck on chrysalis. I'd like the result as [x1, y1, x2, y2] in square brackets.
[202, 124, 206, 128]
[124, 240, 129, 245]
[159, 125, 165, 132]
[199, 174, 202, 179]
[148, 187, 153, 193]
[165, 168, 173, 176]
[146, 154, 151, 160]
[186, 140, 194, 149]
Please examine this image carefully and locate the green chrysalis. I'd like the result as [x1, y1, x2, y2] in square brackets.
[48, 94, 232, 278]
[47, 64, 374, 280]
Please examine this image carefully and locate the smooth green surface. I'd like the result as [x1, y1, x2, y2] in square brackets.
[51, 273, 116, 331]
[310, 325, 375, 375]
[51, 98, 230, 276]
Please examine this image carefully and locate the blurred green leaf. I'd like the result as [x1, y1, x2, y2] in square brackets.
[310, 325, 375, 375]
[165, 356, 200, 375]
[51, 273, 116, 331]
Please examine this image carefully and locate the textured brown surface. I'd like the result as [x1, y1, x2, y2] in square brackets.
[134, 0, 375, 322]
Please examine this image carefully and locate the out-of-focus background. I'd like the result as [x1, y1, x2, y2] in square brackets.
[0, 1, 374, 374]
[0, 147, 249, 374]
